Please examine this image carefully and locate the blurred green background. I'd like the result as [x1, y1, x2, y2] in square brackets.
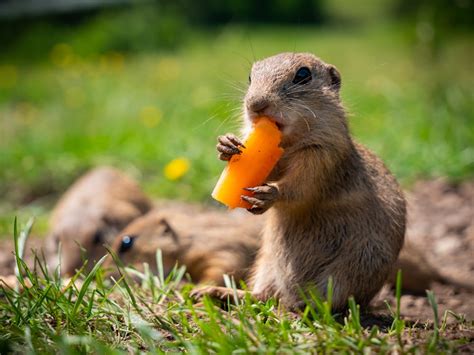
[0, 0, 473, 236]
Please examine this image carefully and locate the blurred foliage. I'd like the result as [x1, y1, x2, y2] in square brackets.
[176, 0, 325, 24]
[0, 4, 187, 63]
[392, 0, 473, 63]
[1, 0, 471, 63]
[0, 0, 326, 62]
[394, 0, 473, 29]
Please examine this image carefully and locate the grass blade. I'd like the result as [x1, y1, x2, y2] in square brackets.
[72, 255, 107, 316]
[156, 249, 165, 287]
[426, 290, 440, 351]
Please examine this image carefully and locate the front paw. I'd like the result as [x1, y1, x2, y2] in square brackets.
[216, 134, 245, 161]
[190, 285, 246, 303]
[242, 184, 279, 215]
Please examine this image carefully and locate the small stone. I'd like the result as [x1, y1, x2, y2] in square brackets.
[434, 236, 463, 255]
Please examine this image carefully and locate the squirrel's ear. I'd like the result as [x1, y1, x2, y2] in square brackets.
[158, 218, 179, 245]
[328, 65, 341, 92]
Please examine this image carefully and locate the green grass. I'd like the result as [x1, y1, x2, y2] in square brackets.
[0, 22, 473, 237]
[1, 220, 471, 353]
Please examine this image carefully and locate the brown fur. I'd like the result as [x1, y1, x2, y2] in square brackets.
[207, 53, 406, 312]
[46, 166, 152, 275]
[106, 206, 261, 285]
[390, 241, 474, 293]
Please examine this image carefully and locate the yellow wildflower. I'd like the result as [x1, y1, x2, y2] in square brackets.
[155, 57, 180, 82]
[100, 52, 124, 72]
[140, 106, 162, 128]
[164, 158, 190, 181]
[50, 43, 74, 68]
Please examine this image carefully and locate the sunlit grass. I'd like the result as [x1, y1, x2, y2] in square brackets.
[0, 23, 473, 236]
[1, 220, 471, 353]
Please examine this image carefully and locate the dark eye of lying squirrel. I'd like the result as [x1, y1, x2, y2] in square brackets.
[119, 235, 136, 253]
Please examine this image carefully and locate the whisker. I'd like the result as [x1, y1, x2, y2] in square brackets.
[215, 107, 243, 133]
[192, 113, 219, 132]
[284, 104, 311, 133]
[290, 100, 317, 119]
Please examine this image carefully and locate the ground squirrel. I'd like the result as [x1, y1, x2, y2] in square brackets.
[46, 166, 152, 275]
[193, 52, 406, 312]
[105, 206, 261, 285]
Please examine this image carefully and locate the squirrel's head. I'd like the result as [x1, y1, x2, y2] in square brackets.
[244, 52, 347, 148]
[105, 214, 181, 278]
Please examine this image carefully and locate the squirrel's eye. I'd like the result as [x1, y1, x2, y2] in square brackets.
[293, 67, 312, 85]
[119, 235, 136, 253]
[248, 74, 251, 84]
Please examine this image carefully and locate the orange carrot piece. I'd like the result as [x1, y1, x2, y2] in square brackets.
[212, 117, 284, 209]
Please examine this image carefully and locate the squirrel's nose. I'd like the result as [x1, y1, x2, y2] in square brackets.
[247, 97, 270, 114]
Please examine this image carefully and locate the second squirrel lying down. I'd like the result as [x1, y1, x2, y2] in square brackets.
[45, 167, 152, 275]
[38, 167, 471, 298]
[105, 206, 261, 285]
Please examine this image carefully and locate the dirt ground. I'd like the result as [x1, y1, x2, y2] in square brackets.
[1, 179, 473, 333]
[372, 179, 474, 323]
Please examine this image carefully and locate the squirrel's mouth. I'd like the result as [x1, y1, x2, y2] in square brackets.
[248, 112, 286, 132]
[268, 117, 285, 132]
[275, 121, 285, 131]
[256, 115, 284, 131]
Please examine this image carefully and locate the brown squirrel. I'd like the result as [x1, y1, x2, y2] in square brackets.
[105, 205, 261, 285]
[192, 52, 407, 312]
[45, 166, 152, 276]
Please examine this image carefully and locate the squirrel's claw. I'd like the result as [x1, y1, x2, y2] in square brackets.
[216, 134, 245, 161]
[190, 285, 248, 303]
[242, 184, 279, 214]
